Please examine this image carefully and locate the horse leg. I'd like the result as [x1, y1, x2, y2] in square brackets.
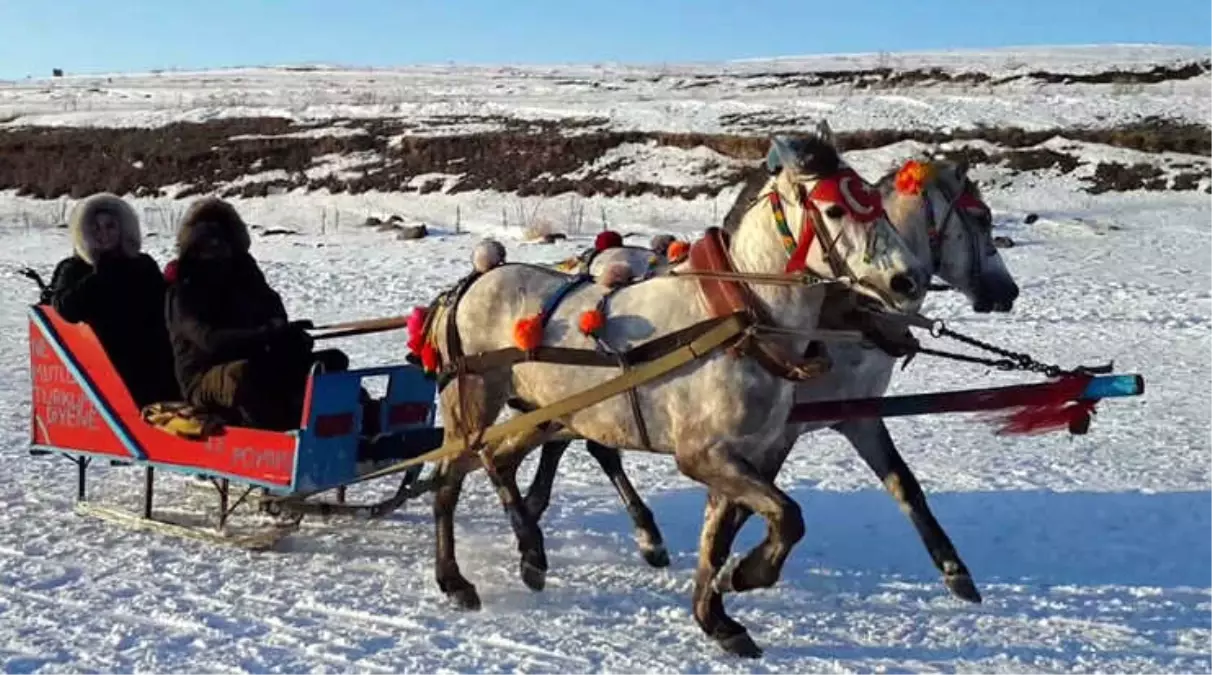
[523, 439, 570, 520]
[490, 449, 549, 592]
[433, 372, 510, 610]
[834, 418, 981, 603]
[585, 440, 669, 568]
[432, 457, 481, 610]
[691, 493, 760, 657]
[676, 442, 804, 593]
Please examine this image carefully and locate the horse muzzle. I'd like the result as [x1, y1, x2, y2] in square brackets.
[889, 268, 929, 305]
[972, 274, 1020, 313]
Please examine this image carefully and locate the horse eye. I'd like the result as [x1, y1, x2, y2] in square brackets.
[824, 205, 846, 219]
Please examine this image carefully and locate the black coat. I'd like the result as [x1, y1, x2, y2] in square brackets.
[46, 252, 181, 408]
[164, 252, 305, 399]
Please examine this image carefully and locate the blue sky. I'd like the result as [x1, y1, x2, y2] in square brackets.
[0, 0, 1208, 78]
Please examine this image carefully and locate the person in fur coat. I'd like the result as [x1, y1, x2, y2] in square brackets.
[163, 197, 350, 431]
[46, 193, 181, 407]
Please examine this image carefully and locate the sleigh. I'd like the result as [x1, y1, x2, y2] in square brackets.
[27, 304, 443, 549]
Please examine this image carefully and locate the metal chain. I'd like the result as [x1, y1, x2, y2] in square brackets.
[922, 319, 1112, 378]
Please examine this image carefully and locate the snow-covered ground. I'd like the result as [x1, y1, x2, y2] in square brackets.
[0, 44, 1208, 673]
[1, 44, 1207, 133]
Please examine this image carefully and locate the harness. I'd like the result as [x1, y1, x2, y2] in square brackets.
[367, 172, 880, 485]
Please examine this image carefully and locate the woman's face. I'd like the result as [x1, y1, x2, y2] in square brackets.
[193, 222, 233, 261]
[90, 211, 122, 252]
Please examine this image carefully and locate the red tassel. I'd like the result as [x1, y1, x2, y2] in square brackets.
[991, 376, 1094, 435]
[420, 342, 440, 373]
[996, 400, 1097, 435]
[406, 306, 427, 354]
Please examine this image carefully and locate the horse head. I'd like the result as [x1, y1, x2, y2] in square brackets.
[882, 157, 1019, 313]
[734, 121, 930, 314]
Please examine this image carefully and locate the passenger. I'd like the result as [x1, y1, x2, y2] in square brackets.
[164, 197, 350, 432]
[46, 193, 180, 408]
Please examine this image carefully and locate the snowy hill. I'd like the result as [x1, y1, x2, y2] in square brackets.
[0, 44, 1208, 673]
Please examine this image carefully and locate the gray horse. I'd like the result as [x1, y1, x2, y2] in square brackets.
[421, 126, 931, 656]
[520, 155, 1020, 656]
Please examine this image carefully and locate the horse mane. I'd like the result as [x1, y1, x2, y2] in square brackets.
[721, 165, 770, 235]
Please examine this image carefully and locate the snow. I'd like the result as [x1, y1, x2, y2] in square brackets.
[0, 44, 1208, 673]
[562, 142, 740, 187]
[0, 45, 1207, 133]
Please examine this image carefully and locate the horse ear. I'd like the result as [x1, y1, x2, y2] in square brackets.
[956, 157, 970, 178]
[814, 118, 836, 146]
[767, 135, 800, 175]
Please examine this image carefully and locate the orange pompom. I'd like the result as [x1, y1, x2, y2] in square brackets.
[420, 342, 440, 373]
[513, 314, 545, 351]
[579, 309, 605, 336]
[666, 240, 690, 262]
[894, 160, 932, 196]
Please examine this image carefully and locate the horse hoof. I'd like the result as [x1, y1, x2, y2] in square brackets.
[642, 545, 670, 568]
[717, 631, 763, 658]
[520, 559, 546, 592]
[448, 586, 482, 611]
[944, 572, 982, 603]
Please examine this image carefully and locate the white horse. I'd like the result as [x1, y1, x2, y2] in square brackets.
[418, 126, 932, 656]
[520, 156, 1021, 657]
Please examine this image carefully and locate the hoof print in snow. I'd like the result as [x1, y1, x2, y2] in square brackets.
[993, 236, 1015, 248]
[1024, 213, 1039, 224]
[397, 224, 428, 240]
[376, 221, 402, 233]
[362, 216, 383, 228]
[389, 214, 404, 223]
[260, 227, 298, 237]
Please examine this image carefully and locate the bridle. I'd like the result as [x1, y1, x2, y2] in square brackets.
[919, 172, 993, 293]
[763, 171, 905, 308]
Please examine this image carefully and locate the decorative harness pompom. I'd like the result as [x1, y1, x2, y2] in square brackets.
[666, 240, 690, 263]
[895, 160, 934, 196]
[513, 315, 545, 351]
[579, 308, 606, 336]
[511, 274, 595, 351]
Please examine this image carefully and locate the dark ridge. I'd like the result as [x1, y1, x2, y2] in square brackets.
[0, 115, 1205, 200]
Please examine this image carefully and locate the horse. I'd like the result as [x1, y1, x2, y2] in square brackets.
[518, 155, 1021, 655]
[415, 125, 932, 656]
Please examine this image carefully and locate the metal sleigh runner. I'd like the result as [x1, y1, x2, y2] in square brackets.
[20, 133, 1144, 658]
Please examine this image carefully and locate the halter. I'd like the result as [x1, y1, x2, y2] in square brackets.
[920, 175, 992, 289]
